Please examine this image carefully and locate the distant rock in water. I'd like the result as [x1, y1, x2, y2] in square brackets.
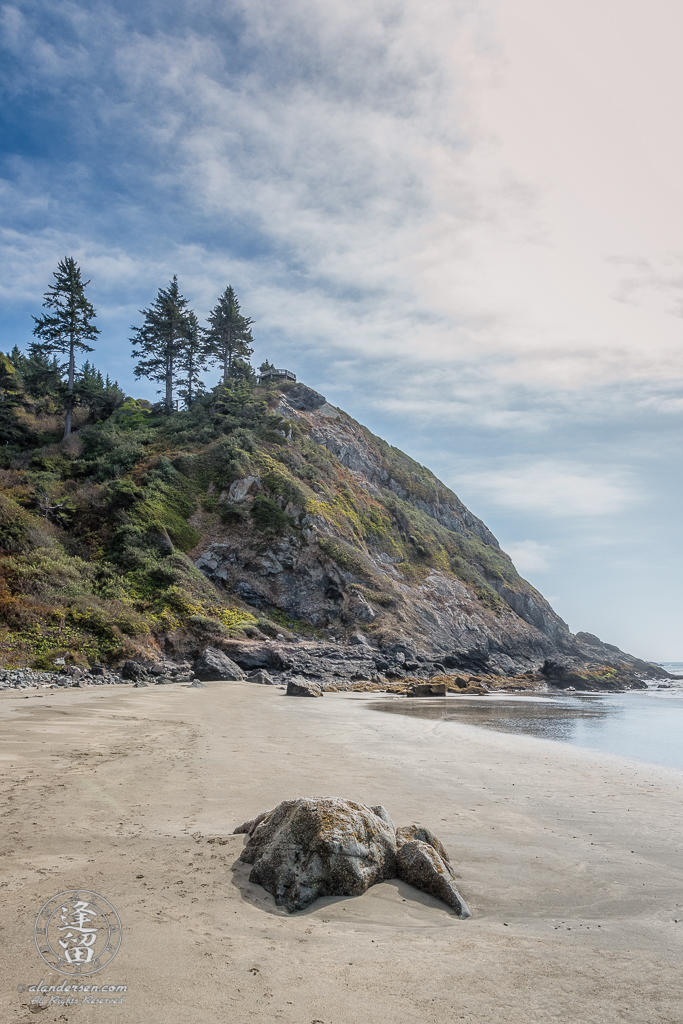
[234, 797, 470, 916]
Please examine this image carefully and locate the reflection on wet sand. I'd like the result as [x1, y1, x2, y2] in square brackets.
[367, 688, 683, 770]
[368, 694, 612, 742]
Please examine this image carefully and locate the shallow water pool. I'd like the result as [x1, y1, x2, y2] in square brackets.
[367, 672, 683, 771]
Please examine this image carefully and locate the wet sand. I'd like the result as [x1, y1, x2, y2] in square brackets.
[1, 681, 682, 1024]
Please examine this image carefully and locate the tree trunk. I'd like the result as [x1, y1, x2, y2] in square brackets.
[63, 336, 75, 439]
[165, 333, 174, 414]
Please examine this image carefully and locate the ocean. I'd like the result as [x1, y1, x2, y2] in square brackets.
[368, 664, 683, 771]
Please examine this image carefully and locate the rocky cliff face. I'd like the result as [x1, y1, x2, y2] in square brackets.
[0, 377, 663, 687]
[189, 382, 662, 686]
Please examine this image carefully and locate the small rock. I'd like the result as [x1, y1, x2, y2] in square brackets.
[396, 838, 470, 918]
[248, 668, 275, 686]
[407, 683, 447, 697]
[286, 677, 323, 697]
[349, 633, 371, 647]
[133, 680, 148, 688]
[189, 680, 207, 689]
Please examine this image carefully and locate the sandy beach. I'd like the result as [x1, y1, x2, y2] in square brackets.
[1, 680, 682, 1024]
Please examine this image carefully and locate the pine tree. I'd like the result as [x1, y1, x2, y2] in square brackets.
[75, 361, 125, 422]
[0, 352, 32, 445]
[32, 257, 99, 438]
[14, 343, 64, 403]
[205, 286, 254, 385]
[176, 311, 207, 408]
[130, 276, 190, 414]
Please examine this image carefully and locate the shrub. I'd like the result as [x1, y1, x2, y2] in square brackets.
[188, 614, 229, 637]
[218, 503, 246, 526]
[256, 615, 279, 637]
[0, 494, 35, 553]
[318, 537, 380, 585]
[250, 495, 289, 534]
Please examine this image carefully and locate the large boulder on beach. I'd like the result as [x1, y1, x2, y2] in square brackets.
[194, 647, 246, 682]
[237, 798, 397, 912]
[234, 799, 470, 917]
[286, 676, 323, 697]
[396, 825, 470, 918]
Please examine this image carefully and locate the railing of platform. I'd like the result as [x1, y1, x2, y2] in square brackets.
[258, 369, 297, 381]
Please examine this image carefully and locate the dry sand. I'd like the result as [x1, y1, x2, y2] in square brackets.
[1, 680, 682, 1024]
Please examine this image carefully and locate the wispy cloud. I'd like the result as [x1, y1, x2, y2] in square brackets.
[500, 539, 554, 574]
[458, 461, 639, 518]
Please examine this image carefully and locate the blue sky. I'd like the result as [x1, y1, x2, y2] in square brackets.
[2, 0, 683, 659]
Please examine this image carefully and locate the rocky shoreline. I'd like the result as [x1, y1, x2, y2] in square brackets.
[1, 635, 674, 695]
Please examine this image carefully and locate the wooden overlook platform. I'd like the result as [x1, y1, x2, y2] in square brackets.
[258, 368, 297, 383]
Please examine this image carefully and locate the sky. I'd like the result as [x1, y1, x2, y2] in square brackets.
[2, 0, 683, 660]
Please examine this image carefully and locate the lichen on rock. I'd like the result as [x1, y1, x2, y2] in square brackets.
[237, 797, 397, 912]
[234, 797, 471, 917]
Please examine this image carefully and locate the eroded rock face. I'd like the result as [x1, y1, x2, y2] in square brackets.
[238, 798, 397, 912]
[234, 799, 470, 917]
[194, 647, 246, 681]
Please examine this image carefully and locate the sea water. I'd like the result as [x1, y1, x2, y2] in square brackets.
[368, 665, 683, 771]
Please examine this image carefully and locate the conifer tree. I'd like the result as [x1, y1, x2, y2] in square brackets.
[75, 362, 125, 422]
[130, 276, 190, 414]
[32, 257, 99, 438]
[0, 352, 31, 444]
[0, 354, 22, 409]
[14, 343, 64, 402]
[176, 311, 207, 408]
[205, 286, 254, 384]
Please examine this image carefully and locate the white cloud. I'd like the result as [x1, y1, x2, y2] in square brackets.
[501, 539, 554, 574]
[5, 0, 683, 415]
[457, 461, 639, 518]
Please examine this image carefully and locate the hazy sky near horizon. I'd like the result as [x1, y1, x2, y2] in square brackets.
[2, 0, 683, 659]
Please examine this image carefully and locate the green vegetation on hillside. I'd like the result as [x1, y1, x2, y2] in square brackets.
[0, 260, 543, 669]
[0, 367, 537, 668]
